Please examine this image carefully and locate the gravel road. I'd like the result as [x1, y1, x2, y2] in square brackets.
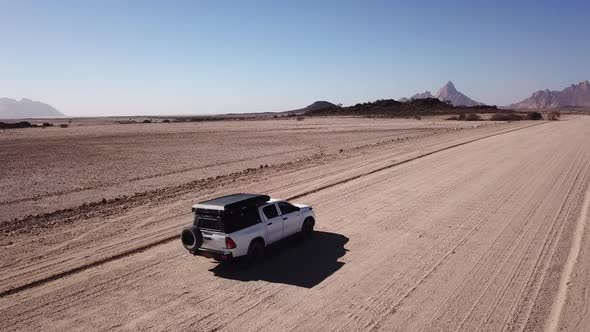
[1, 117, 589, 331]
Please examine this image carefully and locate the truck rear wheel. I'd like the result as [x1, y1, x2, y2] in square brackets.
[246, 240, 264, 265]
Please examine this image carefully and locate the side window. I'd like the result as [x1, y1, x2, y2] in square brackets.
[262, 204, 279, 219]
[278, 202, 299, 215]
[223, 205, 260, 233]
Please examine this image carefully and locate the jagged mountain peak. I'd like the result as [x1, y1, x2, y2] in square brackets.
[435, 81, 482, 107]
[443, 81, 456, 90]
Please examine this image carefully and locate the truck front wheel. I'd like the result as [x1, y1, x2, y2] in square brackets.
[300, 219, 314, 240]
[246, 240, 264, 265]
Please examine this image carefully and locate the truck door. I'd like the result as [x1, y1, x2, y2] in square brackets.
[261, 203, 283, 244]
[277, 201, 302, 237]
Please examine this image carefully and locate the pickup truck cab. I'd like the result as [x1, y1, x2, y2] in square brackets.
[181, 193, 315, 262]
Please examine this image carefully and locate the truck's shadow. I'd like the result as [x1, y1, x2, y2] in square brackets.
[210, 231, 348, 288]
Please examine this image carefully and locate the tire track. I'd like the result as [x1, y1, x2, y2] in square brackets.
[547, 163, 590, 332]
[460, 138, 581, 330]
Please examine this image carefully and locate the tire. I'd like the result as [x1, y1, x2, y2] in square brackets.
[181, 226, 203, 252]
[246, 240, 264, 265]
[300, 219, 314, 240]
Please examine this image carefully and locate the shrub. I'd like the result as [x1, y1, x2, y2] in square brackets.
[296, 116, 305, 121]
[447, 113, 481, 121]
[526, 112, 543, 120]
[42, 122, 53, 127]
[548, 111, 561, 121]
[59, 123, 69, 128]
[0, 121, 33, 129]
[162, 119, 170, 123]
[142, 119, 152, 123]
[490, 113, 524, 121]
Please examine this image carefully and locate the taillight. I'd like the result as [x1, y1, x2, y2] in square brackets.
[225, 237, 237, 249]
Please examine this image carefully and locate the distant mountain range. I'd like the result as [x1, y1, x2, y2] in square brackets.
[402, 81, 482, 107]
[510, 80, 590, 109]
[0, 98, 64, 119]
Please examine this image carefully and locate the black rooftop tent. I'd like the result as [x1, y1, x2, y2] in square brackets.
[194, 193, 270, 212]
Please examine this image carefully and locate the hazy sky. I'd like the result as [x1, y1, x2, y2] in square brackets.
[1, 0, 589, 116]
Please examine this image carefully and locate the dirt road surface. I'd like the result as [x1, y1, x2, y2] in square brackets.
[1, 117, 589, 331]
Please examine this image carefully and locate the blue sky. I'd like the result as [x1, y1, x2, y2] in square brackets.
[1, 0, 588, 116]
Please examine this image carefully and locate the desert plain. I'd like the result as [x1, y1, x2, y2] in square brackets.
[1, 115, 590, 331]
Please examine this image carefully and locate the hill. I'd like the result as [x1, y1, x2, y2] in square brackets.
[302, 101, 341, 112]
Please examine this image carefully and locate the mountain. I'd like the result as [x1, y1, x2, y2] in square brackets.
[399, 91, 433, 103]
[510, 80, 590, 109]
[435, 81, 482, 107]
[410, 91, 434, 100]
[0, 98, 64, 118]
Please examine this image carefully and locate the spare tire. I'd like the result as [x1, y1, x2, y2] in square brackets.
[181, 225, 203, 251]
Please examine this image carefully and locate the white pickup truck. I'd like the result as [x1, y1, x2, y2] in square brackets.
[181, 193, 315, 262]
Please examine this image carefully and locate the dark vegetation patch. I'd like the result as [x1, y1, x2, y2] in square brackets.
[527, 112, 543, 120]
[1, 121, 75, 130]
[446, 113, 482, 121]
[487, 112, 543, 121]
[489, 113, 526, 121]
[0, 121, 34, 129]
[305, 98, 501, 118]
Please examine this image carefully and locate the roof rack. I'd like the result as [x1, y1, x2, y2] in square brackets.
[192, 193, 270, 212]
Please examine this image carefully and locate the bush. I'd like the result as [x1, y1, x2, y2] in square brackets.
[490, 113, 524, 121]
[0, 121, 33, 129]
[142, 119, 152, 123]
[42, 122, 54, 127]
[59, 123, 69, 128]
[526, 112, 543, 120]
[445, 113, 480, 121]
[296, 116, 305, 121]
[162, 119, 170, 123]
[548, 111, 561, 121]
